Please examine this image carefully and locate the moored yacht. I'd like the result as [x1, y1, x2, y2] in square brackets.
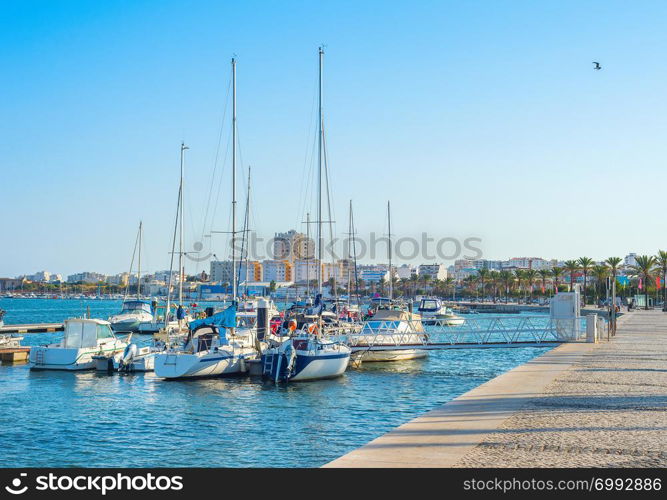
[109, 300, 154, 333]
[417, 297, 465, 326]
[30, 318, 127, 370]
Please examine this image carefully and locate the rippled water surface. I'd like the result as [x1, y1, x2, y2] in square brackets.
[0, 298, 550, 467]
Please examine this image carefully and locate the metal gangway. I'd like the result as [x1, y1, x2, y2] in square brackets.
[332, 314, 588, 353]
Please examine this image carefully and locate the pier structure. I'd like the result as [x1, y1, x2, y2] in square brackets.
[325, 308, 667, 468]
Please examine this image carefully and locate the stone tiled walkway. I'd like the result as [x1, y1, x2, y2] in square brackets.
[456, 310, 667, 467]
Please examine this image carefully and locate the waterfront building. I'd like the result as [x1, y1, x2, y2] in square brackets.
[396, 264, 417, 279]
[273, 229, 314, 263]
[210, 260, 262, 284]
[293, 259, 320, 284]
[262, 260, 293, 282]
[30, 271, 51, 282]
[66, 272, 107, 284]
[472, 260, 503, 271]
[624, 253, 638, 268]
[359, 268, 389, 283]
[418, 263, 447, 281]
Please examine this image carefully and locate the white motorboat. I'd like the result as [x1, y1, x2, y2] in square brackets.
[417, 297, 465, 326]
[109, 300, 154, 333]
[347, 308, 428, 362]
[261, 326, 351, 382]
[0, 335, 23, 349]
[30, 318, 127, 371]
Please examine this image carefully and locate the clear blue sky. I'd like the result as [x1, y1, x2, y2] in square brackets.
[2, 0, 667, 277]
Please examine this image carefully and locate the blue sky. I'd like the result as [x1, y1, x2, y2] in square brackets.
[2, 0, 667, 277]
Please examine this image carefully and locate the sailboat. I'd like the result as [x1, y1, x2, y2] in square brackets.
[347, 201, 428, 362]
[154, 57, 259, 379]
[261, 47, 351, 382]
[109, 222, 154, 333]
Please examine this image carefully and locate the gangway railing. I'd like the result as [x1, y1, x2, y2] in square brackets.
[329, 315, 586, 351]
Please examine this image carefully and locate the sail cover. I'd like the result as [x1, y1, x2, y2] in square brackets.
[188, 304, 237, 331]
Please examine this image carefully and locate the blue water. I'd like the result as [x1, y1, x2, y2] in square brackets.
[0, 298, 550, 467]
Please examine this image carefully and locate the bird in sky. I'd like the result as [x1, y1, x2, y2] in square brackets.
[593, 62, 601, 70]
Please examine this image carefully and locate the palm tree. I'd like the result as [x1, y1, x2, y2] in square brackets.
[628, 255, 657, 310]
[577, 257, 594, 304]
[477, 268, 490, 302]
[655, 251, 667, 311]
[538, 269, 551, 296]
[591, 264, 609, 305]
[513, 269, 525, 300]
[499, 270, 513, 303]
[563, 260, 579, 292]
[525, 269, 538, 301]
[551, 266, 563, 294]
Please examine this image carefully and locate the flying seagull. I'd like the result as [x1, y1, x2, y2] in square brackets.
[593, 62, 601, 70]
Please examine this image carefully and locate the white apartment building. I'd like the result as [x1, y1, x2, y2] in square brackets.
[273, 230, 314, 263]
[262, 260, 292, 282]
[418, 263, 447, 281]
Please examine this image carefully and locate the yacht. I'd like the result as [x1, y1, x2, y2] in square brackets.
[261, 322, 351, 382]
[417, 297, 465, 326]
[153, 304, 258, 379]
[109, 300, 154, 333]
[30, 318, 127, 370]
[348, 308, 428, 362]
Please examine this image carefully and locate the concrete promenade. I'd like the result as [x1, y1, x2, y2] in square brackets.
[326, 310, 667, 468]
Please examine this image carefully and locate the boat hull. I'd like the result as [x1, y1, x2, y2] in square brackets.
[154, 350, 254, 379]
[290, 352, 350, 381]
[352, 349, 427, 362]
[30, 345, 125, 371]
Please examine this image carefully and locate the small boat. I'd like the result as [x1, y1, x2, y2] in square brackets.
[154, 304, 258, 379]
[348, 308, 428, 362]
[417, 297, 465, 326]
[109, 300, 154, 333]
[261, 325, 351, 382]
[30, 318, 127, 371]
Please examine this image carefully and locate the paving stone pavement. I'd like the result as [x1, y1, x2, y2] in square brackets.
[455, 309, 667, 468]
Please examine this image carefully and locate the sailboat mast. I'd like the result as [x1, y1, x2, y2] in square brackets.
[231, 57, 238, 302]
[137, 221, 142, 299]
[306, 212, 311, 298]
[347, 201, 352, 307]
[179, 142, 187, 306]
[317, 46, 323, 296]
[388, 201, 393, 301]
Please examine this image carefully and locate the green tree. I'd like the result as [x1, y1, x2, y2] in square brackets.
[577, 257, 594, 304]
[538, 269, 551, 296]
[628, 255, 657, 310]
[551, 266, 563, 294]
[524, 269, 538, 300]
[590, 264, 609, 305]
[563, 260, 579, 292]
[655, 251, 667, 311]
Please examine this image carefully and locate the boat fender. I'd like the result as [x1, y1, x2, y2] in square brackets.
[120, 343, 138, 370]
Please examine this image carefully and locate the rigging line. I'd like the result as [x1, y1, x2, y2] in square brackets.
[322, 120, 337, 298]
[165, 178, 182, 316]
[123, 224, 141, 301]
[208, 129, 233, 237]
[295, 73, 319, 229]
[201, 75, 233, 241]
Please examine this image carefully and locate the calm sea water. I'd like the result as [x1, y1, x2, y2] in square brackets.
[0, 298, 550, 467]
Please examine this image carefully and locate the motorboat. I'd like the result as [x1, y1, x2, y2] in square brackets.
[347, 308, 428, 362]
[417, 297, 465, 326]
[109, 300, 154, 333]
[29, 318, 127, 370]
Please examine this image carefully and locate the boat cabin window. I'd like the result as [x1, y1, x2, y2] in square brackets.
[63, 321, 100, 348]
[420, 300, 439, 311]
[121, 301, 151, 314]
[96, 324, 114, 340]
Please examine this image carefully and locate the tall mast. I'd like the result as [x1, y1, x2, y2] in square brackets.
[347, 201, 352, 307]
[306, 212, 311, 298]
[137, 221, 142, 299]
[317, 46, 323, 296]
[231, 57, 238, 302]
[388, 201, 393, 301]
[179, 142, 188, 306]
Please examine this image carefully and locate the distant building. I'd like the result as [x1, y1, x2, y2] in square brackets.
[396, 264, 417, 279]
[30, 271, 51, 282]
[67, 272, 106, 284]
[262, 260, 292, 282]
[472, 260, 503, 271]
[359, 268, 389, 283]
[0, 278, 25, 291]
[624, 253, 638, 268]
[505, 257, 551, 270]
[273, 230, 314, 263]
[210, 260, 262, 284]
[418, 263, 447, 281]
[293, 259, 320, 284]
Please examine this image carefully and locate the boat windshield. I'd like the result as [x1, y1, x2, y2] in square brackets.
[419, 300, 439, 311]
[121, 301, 152, 314]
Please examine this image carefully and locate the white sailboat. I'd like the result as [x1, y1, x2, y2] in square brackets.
[109, 222, 154, 333]
[154, 57, 259, 379]
[262, 47, 351, 382]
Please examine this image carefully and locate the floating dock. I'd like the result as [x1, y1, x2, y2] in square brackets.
[0, 323, 63, 334]
[0, 347, 30, 363]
